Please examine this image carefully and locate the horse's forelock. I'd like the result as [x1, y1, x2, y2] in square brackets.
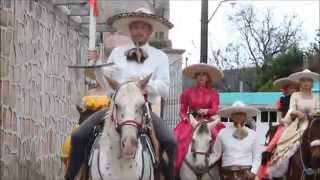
[115, 82, 144, 104]
[195, 122, 210, 136]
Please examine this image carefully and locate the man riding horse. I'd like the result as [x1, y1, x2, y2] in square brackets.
[64, 7, 176, 180]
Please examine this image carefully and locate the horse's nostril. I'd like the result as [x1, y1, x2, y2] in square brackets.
[196, 165, 205, 171]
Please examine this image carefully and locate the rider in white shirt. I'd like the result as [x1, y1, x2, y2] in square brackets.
[210, 101, 261, 180]
[65, 7, 176, 180]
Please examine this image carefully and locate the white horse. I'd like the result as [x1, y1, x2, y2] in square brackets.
[89, 75, 154, 180]
[179, 115, 220, 180]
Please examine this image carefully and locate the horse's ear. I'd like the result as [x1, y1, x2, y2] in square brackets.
[137, 73, 152, 90]
[76, 105, 83, 114]
[104, 75, 120, 90]
[189, 114, 198, 128]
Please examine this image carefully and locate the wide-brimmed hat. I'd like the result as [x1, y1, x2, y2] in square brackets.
[107, 7, 173, 34]
[289, 69, 320, 82]
[273, 77, 299, 89]
[183, 63, 224, 82]
[219, 101, 260, 118]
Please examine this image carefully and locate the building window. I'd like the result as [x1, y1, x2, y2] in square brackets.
[159, 32, 164, 39]
[155, 31, 164, 40]
[270, 111, 277, 122]
[221, 117, 229, 122]
[261, 111, 268, 122]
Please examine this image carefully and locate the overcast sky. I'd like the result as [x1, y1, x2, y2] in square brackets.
[169, 0, 320, 66]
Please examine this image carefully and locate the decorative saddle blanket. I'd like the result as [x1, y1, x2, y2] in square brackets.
[268, 118, 309, 177]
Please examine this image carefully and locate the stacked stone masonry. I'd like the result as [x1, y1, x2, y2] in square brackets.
[0, 0, 87, 179]
[0, 0, 183, 179]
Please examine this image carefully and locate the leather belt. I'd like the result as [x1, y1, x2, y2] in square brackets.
[222, 165, 252, 171]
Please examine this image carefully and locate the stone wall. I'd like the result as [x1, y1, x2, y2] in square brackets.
[0, 0, 88, 179]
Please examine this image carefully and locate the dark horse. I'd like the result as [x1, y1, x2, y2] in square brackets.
[286, 115, 320, 180]
[71, 105, 104, 180]
[263, 115, 320, 180]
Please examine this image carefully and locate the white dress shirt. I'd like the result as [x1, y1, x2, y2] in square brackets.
[96, 41, 170, 104]
[210, 125, 261, 174]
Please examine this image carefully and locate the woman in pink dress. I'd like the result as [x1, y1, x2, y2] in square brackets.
[174, 63, 225, 172]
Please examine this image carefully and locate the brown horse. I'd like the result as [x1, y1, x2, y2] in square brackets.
[262, 115, 320, 180]
[285, 115, 320, 180]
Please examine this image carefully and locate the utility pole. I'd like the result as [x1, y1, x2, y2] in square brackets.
[200, 0, 234, 64]
[200, 0, 208, 63]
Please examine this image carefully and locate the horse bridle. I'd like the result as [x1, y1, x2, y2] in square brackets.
[95, 82, 152, 180]
[184, 121, 215, 180]
[190, 122, 213, 157]
[110, 81, 150, 134]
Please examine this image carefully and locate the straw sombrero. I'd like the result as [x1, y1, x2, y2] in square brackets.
[183, 63, 224, 82]
[107, 7, 173, 34]
[219, 101, 260, 118]
[273, 77, 298, 89]
[289, 69, 320, 81]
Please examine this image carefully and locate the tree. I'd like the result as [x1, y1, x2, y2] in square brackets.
[228, 5, 302, 72]
[258, 47, 304, 91]
[306, 29, 320, 73]
[209, 5, 303, 91]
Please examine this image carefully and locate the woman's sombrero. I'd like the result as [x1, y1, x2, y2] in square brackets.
[182, 63, 224, 82]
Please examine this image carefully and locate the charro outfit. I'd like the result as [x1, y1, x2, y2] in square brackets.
[65, 8, 176, 180]
[210, 101, 261, 180]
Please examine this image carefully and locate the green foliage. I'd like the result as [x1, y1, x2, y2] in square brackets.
[258, 80, 277, 92]
[258, 47, 303, 91]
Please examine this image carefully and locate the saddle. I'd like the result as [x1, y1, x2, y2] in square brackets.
[268, 118, 309, 177]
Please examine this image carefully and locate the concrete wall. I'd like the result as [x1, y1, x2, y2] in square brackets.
[0, 0, 88, 179]
[162, 49, 184, 129]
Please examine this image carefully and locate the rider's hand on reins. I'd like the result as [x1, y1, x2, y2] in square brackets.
[198, 109, 208, 115]
[290, 110, 306, 120]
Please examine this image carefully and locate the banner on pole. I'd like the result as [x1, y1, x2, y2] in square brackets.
[89, 0, 99, 16]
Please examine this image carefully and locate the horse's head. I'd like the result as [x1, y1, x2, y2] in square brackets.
[309, 116, 320, 169]
[189, 114, 216, 172]
[105, 74, 151, 159]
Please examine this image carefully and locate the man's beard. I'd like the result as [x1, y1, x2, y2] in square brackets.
[132, 37, 148, 46]
[232, 122, 248, 140]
